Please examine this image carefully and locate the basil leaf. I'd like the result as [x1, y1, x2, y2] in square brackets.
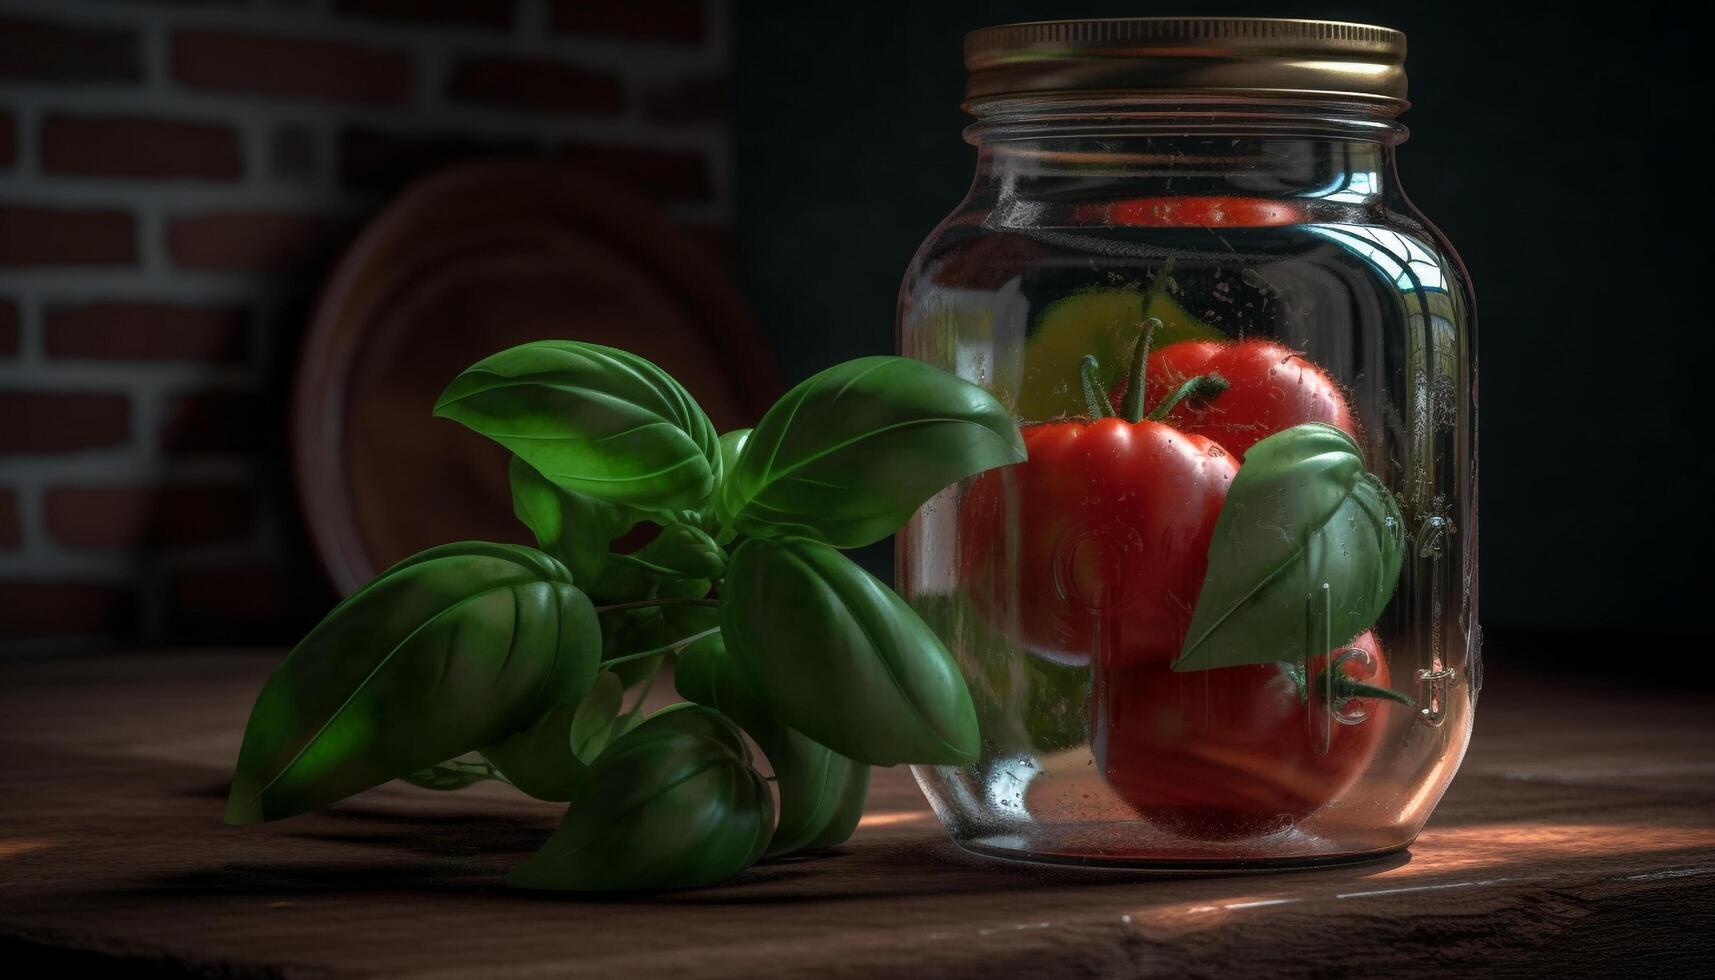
[720, 357, 1024, 548]
[718, 428, 751, 479]
[1175, 423, 1405, 672]
[480, 700, 585, 802]
[569, 671, 626, 765]
[588, 527, 722, 602]
[675, 634, 869, 856]
[226, 543, 600, 824]
[797, 758, 869, 851]
[435, 341, 721, 512]
[662, 595, 720, 636]
[599, 605, 678, 688]
[722, 536, 979, 766]
[609, 522, 725, 581]
[401, 755, 502, 792]
[509, 456, 634, 586]
[912, 593, 1089, 755]
[508, 705, 772, 892]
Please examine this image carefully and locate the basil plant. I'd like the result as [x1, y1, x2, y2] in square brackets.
[226, 342, 1025, 892]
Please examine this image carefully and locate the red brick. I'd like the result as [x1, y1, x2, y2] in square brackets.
[0, 16, 141, 84]
[644, 73, 728, 124]
[0, 206, 135, 267]
[0, 489, 18, 549]
[174, 29, 412, 105]
[550, 0, 704, 43]
[0, 392, 129, 454]
[338, 127, 534, 192]
[42, 115, 241, 180]
[161, 390, 262, 455]
[0, 581, 134, 637]
[335, 0, 511, 28]
[0, 299, 18, 357]
[1, 109, 15, 168]
[560, 145, 710, 202]
[45, 484, 255, 550]
[166, 212, 347, 271]
[446, 58, 625, 115]
[45, 303, 250, 363]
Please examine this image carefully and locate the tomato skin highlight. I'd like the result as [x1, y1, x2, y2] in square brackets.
[957, 416, 1236, 668]
[1122, 339, 1359, 459]
[1093, 631, 1395, 840]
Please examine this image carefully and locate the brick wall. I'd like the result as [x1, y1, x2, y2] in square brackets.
[0, 0, 731, 652]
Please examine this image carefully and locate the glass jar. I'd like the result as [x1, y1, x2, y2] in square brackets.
[898, 18, 1477, 867]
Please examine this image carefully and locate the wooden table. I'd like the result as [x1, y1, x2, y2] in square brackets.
[2, 651, 1712, 976]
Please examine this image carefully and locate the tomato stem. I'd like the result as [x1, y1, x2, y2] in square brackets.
[1283, 653, 1417, 709]
[1080, 355, 1115, 419]
[1323, 647, 1416, 707]
[1324, 674, 1417, 708]
[1117, 317, 1163, 423]
[1145, 372, 1230, 421]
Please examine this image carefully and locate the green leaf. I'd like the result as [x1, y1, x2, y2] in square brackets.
[509, 456, 634, 586]
[721, 536, 979, 766]
[569, 671, 626, 765]
[675, 633, 869, 856]
[718, 428, 752, 477]
[662, 595, 721, 636]
[508, 705, 773, 892]
[480, 700, 586, 802]
[226, 542, 601, 824]
[720, 357, 1025, 548]
[911, 593, 1090, 755]
[1175, 422, 1405, 672]
[796, 758, 869, 851]
[435, 341, 721, 512]
[608, 522, 725, 581]
[599, 606, 678, 688]
[400, 755, 502, 792]
[589, 527, 722, 603]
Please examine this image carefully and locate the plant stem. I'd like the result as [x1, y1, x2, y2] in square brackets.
[624, 667, 658, 720]
[605, 551, 685, 579]
[1119, 317, 1163, 423]
[599, 626, 720, 668]
[1145, 372, 1230, 421]
[1080, 355, 1114, 419]
[595, 596, 719, 614]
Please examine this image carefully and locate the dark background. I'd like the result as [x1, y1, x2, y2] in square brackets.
[733, 2, 1709, 642]
[1, 2, 1706, 652]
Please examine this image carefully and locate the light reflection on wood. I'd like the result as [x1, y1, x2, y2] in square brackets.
[1127, 822, 1715, 928]
[0, 838, 55, 859]
[857, 810, 938, 828]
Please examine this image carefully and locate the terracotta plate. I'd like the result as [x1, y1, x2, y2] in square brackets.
[294, 160, 779, 595]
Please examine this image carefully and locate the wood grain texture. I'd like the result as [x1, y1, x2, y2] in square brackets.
[1, 651, 1711, 977]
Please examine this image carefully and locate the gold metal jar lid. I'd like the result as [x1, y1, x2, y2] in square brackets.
[964, 18, 1408, 109]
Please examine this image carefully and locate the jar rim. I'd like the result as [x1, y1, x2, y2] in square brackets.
[963, 97, 1410, 146]
[964, 17, 1409, 110]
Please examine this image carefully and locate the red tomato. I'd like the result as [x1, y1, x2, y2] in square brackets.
[1093, 631, 1396, 840]
[1074, 196, 1306, 228]
[1122, 339, 1358, 458]
[958, 417, 1236, 668]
